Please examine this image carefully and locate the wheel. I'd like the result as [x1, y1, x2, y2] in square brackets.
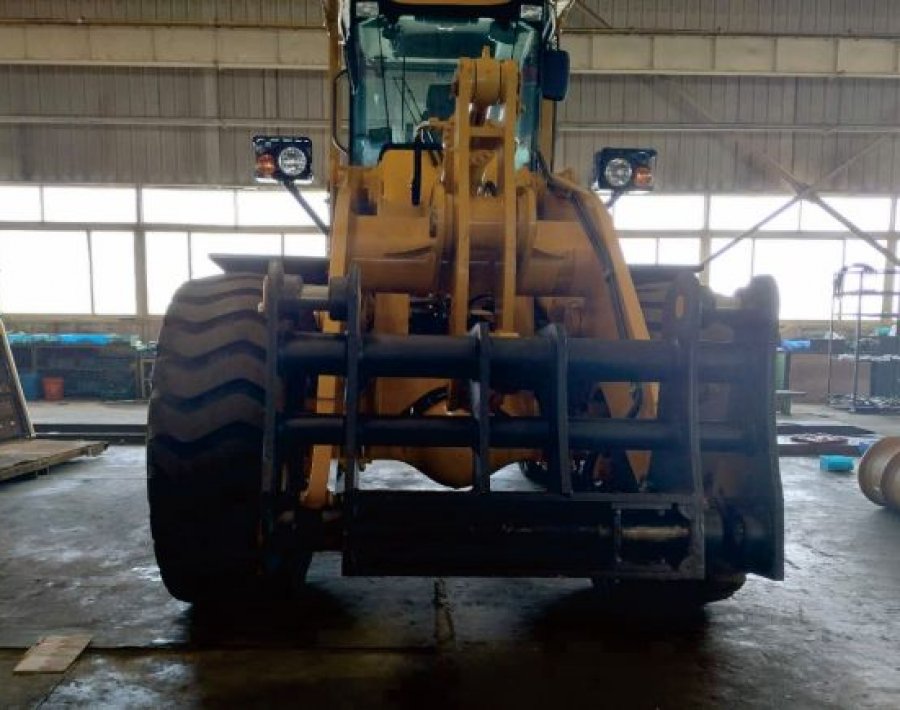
[147, 273, 311, 603]
[590, 574, 745, 610]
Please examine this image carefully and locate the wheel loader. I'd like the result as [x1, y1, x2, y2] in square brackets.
[147, 0, 784, 605]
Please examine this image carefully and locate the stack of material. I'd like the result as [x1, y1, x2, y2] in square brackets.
[0, 319, 32, 443]
[0, 319, 106, 483]
[8, 333, 140, 400]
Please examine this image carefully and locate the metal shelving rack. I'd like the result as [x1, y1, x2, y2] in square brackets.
[827, 264, 900, 412]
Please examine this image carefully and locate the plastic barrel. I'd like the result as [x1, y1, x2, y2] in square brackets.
[19, 372, 41, 400]
[42, 376, 65, 401]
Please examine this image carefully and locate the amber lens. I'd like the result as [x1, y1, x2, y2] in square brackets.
[633, 165, 654, 188]
[256, 153, 277, 177]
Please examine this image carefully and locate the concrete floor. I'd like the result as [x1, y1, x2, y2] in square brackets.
[27, 400, 148, 427]
[2, 444, 900, 709]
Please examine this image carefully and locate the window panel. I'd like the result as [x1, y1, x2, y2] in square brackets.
[237, 190, 304, 226]
[0, 231, 91, 313]
[613, 195, 705, 231]
[147, 232, 189, 315]
[619, 238, 657, 265]
[708, 195, 800, 232]
[0, 186, 41, 221]
[709, 238, 753, 297]
[802, 197, 892, 232]
[754, 239, 843, 320]
[43, 186, 136, 223]
[284, 233, 329, 258]
[190, 232, 282, 278]
[844, 238, 887, 271]
[90, 232, 136, 315]
[301, 191, 331, 225]
[237, 189, 330, 227]
[657, 238, 700, 265]
[142, 189, 236, 226]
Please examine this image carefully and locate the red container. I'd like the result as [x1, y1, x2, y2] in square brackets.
[42, 376, 65, 401]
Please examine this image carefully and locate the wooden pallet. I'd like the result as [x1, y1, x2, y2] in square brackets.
[0, 438, 108, 483]
[0, 318, 32, 443]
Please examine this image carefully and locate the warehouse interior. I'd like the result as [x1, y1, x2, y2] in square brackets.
[1, 1, 900, 707]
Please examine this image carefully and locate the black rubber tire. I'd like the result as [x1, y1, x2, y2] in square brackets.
[147, 273, 282, 603]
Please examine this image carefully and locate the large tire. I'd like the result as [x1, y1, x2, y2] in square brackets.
[147, 273, 276, 603]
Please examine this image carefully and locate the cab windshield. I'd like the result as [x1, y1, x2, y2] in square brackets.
[351, 16, 540, 168]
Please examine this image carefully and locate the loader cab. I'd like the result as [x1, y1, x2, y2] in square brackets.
[341, 0, 566, 169]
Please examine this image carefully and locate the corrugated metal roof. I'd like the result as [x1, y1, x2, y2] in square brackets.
[569, 0, 898, 35]
[2, 0, 897, 35]
[2, 3, 900, 191]
[3, 64, 900, 191]
[0, 0, 324, 25]
[559, 74, 900, 191]
[0, 66, 329, 184]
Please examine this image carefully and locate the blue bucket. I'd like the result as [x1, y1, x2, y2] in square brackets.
[820, 455, 854, 473]
[19, 372, 41, 400]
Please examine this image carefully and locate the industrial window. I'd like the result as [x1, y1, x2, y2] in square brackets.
[189, 233, 282, 278]
[708, 238, 753, 297]
[42, 187, 137, 224]
[801, 197, 893, 232]
[142, 189, 236, 226]
[146, 232, 190, 316]
[236, 190, 305, 227]
[90, 232, 136, 315]
[236, 189, 329, 227]
[613, 195, 705, 231]
[708, 195, 801, 232]
[3, 185, 899, 323]
[754, 239, 843, 320]
[0, 231, 92, 314]
[619, 238, 657, 265]
[657, 238, 700, 266]
[284, 233, 329, 257]
[0, 186, 41, 221]
[300, 191, 331, 225]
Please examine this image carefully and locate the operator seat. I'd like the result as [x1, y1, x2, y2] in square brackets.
[426, 83, 454, 120]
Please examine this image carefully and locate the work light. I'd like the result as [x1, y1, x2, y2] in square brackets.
[594, 148, 657, 192]
[253, 136, 313, 184]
